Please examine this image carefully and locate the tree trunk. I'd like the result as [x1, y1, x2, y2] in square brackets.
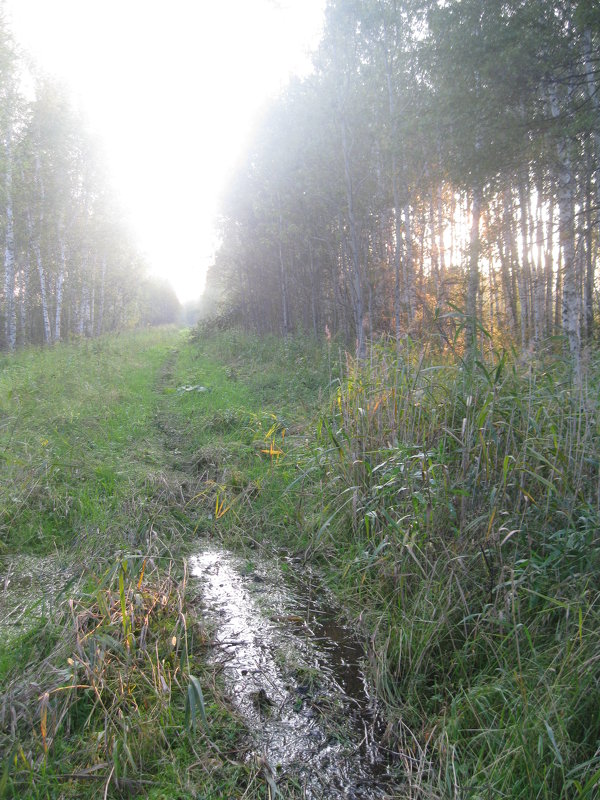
[277, 195, 289, 337]
[402, 199, 414, 327]
[583, 26, 600, 236]
[54, 234, 66, 342]
[545, 191, 555, 337]
[549, 81, 581, 378]
[96, 256, 106, 336]
[3, 146, 16, 351]
[533, 178, 546, 342]
[340, 113, 366, 359]
[19, 256, 30, 345]
[517, 176, 531, 348]
[466, 184, 482, 359]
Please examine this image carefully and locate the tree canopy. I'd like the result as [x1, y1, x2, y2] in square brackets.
[208, 0, 600, 371]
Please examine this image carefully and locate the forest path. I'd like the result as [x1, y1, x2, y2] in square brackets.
[1, 329, 404, 798]
[154, 337, 403, 797]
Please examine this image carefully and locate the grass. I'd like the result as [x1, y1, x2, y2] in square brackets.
[2, 323, 599, 799]
[0, 329, 178, 556]
[0, 326, 325, 799]
[183, 327, 600, 799]
[284, 337, 600, 799]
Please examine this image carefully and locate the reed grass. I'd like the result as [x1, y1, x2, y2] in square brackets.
[297, 337, 600, 799]
[3, 322, 599, 799]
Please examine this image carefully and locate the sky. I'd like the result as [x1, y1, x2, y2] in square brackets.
[4, 0, 326, 303]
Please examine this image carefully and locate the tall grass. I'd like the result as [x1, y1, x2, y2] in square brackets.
[1, 552, 254, 799]
[303, 339, 600, 799]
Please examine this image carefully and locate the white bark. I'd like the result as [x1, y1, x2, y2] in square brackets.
[54, 234, 66, 342]
[549, 81, 581, 379]
[96, 256, 106, 335]
[583, 26, 600, 211]
[517, 178, 531, 347]
[276, 194, 289, 337]
[32, 156, 52, 344]
[3, 142, 16, 351]
[340, 113, 366, 359]
[466, 184, 482, 358]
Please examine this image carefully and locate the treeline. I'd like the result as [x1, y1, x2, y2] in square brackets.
[208, 0, 600, 372]
[0, 18, 180, 351]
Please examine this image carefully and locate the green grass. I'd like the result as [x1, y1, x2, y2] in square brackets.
[0, 326, 326, 799]
[3, 324, 600, 799]
[0, 329, 181, 556]
[183, 328, 600, 799]
[281, 338, 600, 800]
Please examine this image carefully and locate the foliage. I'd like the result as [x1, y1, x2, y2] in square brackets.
[187, 327, 600, 799]
[3, 321, 600, 799]
[0, 18, 164, 351]
[0, 328, 329, 799]
[291, 338, 600, 799]
[209, 0, 600, 366]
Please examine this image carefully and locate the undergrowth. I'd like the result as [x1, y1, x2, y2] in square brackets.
[3, 323, 599, 799]
[292, 338, 600, 799]
[188, 327, 600, 799]
[0, 327, 303, 799]
[1, 552, 257, 799]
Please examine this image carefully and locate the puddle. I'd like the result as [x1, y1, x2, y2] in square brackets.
[190, 546, 397, 799]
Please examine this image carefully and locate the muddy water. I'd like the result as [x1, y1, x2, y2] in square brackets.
[190, 546, 397, 799]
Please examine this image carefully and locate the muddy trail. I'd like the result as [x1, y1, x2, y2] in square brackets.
[1, 338, 406, 798]
[191, 544, 401, 799]
[162, 348, 404, 797]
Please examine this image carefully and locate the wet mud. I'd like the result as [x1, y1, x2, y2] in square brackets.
[190, 546, 399, 799]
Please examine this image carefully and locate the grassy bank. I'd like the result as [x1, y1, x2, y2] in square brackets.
[304, 342, 600, 798]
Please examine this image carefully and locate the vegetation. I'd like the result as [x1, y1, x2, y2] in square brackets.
[1, 1, 600, 798]
[1, 323, 599, 798]
[0, 328, 295, 798]
[199, 4, 600, 788]
[209, 0, 600, 377]
[183, 325, 600, 799]
[0, 16, 180, 351]
[302, 339, 600, 798]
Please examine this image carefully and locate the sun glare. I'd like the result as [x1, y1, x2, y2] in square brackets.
[5, 0, 325, 303]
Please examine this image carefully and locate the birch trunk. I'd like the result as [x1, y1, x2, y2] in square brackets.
[32, 157, 52, 344]
[549, 82, 581, 379]
[54, 234, 66, 342]
[584, 178, 594, 340]
[340, 114, 366, 360]
[466, 184, 482, 359]
[402, 199, 414, 325]
[277, 194, 289, 337]
[3, 144, 16, 351]
[96, 256, 106, 336]
[384, 51, 407, 347]
[517, 177, 531, 348]
[501, 189, 518, 335]
[583, 27, 600, 223]
[19, 256, 30, 344]
[533, 181, 546, 341]
[582, 28, 598, 341]
[545, 193, 555, 337]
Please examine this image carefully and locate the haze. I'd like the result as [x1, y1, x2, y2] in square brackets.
[4, 0, 325, 302]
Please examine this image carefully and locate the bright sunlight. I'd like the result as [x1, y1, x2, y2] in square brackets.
[5, 0, 325, 302]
